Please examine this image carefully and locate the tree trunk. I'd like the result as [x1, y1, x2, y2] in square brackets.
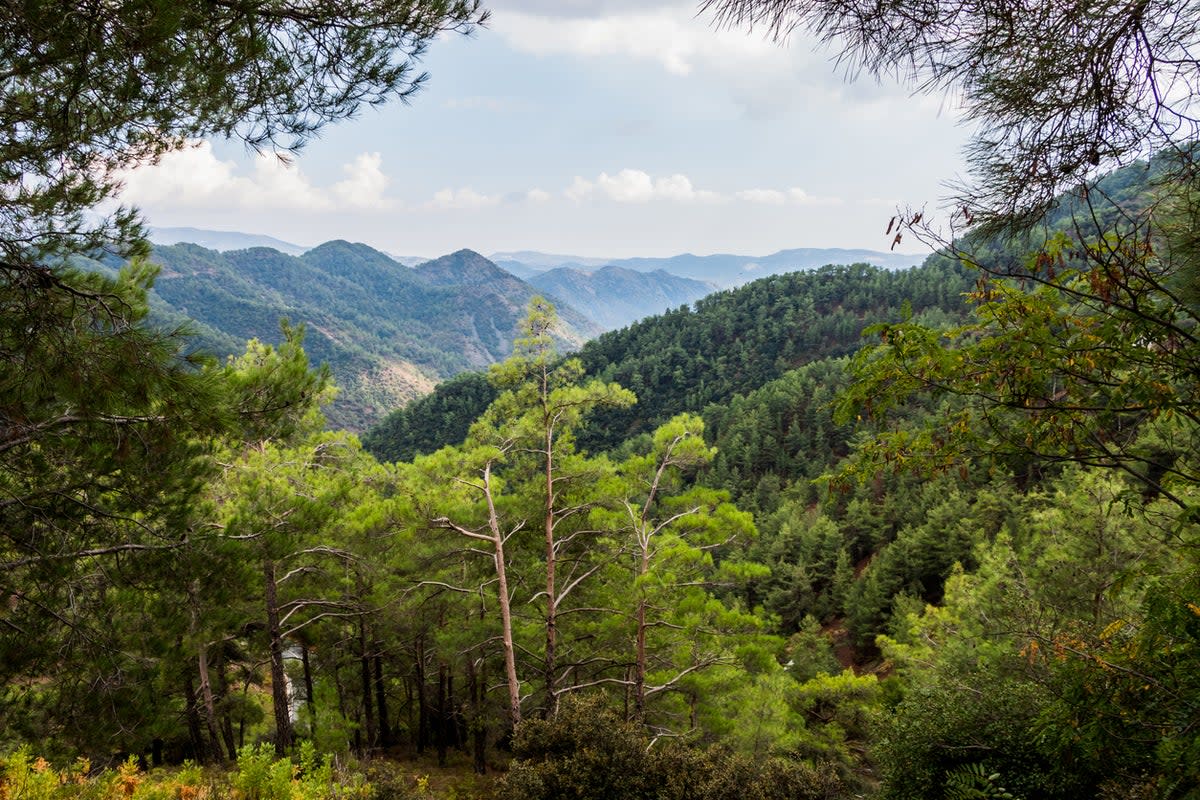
[634, 539, 650, 720]
[186, 581, 225, 762]
[438, 463, 521, 729]
[374, 651, 392, 748]
[216, 657, 238, 761]
[238, 675, 253, 749]
[451, 671, 466, 748]
[402, 674, 415, 749]
[197, 643, 226, 763]
[263, 558, 293, 756]
[482, 464, 522, 728]
[467, 657, 487, 774]
[334, 655, 351, 746]
[634, 599, 647, 720]
[436, 662, 448, 767]
[183, 674, 206, 762]
[415, 639, 429, 753]
[543, 408, 558, 717]
[358, 616, 377, 752]
[301, 640, 317, 728]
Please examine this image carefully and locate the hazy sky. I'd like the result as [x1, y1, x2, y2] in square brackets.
[118, 0, 972, 259]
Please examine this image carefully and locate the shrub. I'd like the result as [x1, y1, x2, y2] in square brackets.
[498, 696, 845, 800]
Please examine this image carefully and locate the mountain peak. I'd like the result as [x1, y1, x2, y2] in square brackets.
[418, 249, 515, 287]
[304, 239, 376, 257]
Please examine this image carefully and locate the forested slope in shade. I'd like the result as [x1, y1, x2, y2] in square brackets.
[362, 258, 974, 462]
[133, 242, 598, 431]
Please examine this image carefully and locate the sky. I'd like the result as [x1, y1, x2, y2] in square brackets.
[117, 0, 973, 259]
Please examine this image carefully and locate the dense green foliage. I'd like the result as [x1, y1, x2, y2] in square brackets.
[361, 372, 496, 463]
[8, 221, 1200, 797]
[0, 743, 375, 799]
[0, 261, 329, 745]
[500, 696, 845, 800]
[576, 261, 970, 449]
[702, 358, 855, 513]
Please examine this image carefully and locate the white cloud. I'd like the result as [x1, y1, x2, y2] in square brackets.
[118, 141, 399, 213]
[653, 173, 722, 203]
[426, 187, 500, 210]
[121, 142, 241, 202]
[736, 188, 787, 205]
[492, 6, 790, 78]
[788, 187, 843, 206]
[489, 3, 969, 122]
[565, 169, 723, 204]
[527, 188, 552, 203]
[736, 187, 843, 206]
[333, 152, 391, 209]
[247, 154, 329, 210]
[597, 169, 655, 202]
[565, 176, 596, 202]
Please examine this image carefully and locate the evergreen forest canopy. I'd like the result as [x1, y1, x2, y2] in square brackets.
[3, 1, 1200, 799]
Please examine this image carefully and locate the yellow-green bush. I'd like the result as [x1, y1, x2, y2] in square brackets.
[0, 744, 373, 800]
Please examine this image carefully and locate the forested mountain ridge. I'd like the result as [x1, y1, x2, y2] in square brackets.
[136, 241, 599, 430]
[363, 258, 974, 462]
[494, 246, 926, 287]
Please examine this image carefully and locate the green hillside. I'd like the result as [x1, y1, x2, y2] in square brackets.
[140, 242, 600, 430]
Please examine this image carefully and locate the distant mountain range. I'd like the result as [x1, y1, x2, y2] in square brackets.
[491, 250, 611, 275]
[122, 242, 599, 430]
[149, 227, 432, 266]
[529, 266, 714, 330]
[492, 248, 926, 288]
[126, 228, 930, 428]
[150, 227, 311, 256]
[150, 229, 923, 287]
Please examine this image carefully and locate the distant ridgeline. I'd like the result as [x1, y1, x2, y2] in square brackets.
[527, 266, 715, 330]
[98, 242, 600, 431]
[362, 259, 976, 462]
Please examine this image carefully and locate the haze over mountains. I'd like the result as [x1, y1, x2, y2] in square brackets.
[528, 266, 714, 331]
[150, 226, 311, 256]
[494, 247, 925, 288]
